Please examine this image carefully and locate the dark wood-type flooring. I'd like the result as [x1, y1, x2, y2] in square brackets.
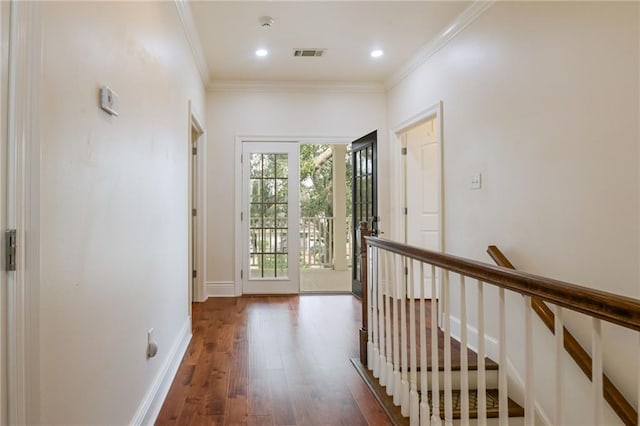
[156, 295, 392, 426]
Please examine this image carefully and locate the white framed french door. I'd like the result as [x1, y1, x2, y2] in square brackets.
[242, 142, 300, 294]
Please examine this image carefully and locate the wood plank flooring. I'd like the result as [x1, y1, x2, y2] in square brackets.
[156, 295, 391, 426]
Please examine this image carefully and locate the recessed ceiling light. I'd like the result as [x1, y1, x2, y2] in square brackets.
[256, 49, 268, 57]
[370, 49, 384, 58]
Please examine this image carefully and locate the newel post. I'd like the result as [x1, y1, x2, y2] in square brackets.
[359, 221, 372, 366]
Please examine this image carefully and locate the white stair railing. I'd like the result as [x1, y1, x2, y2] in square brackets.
[357, 224, 640, 426]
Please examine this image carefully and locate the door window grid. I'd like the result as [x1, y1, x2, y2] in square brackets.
[353, 145, 375, 283]
[249, 153, 289, 278]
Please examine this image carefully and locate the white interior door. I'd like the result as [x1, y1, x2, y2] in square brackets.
[242, 142, 300, 294]
[404, 117, 442, 299]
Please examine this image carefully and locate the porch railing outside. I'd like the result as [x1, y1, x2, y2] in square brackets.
[300, 216, 352, 268]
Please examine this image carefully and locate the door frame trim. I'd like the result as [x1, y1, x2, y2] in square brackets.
[188, 102, 206, 305]
[391, 102, 444, 309]
[6, 1, 43, 424]
[391, 101, 444, 254]
[233, 135, 354, 297]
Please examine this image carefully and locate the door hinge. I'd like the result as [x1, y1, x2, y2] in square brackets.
[403, 207, 407, 215]
[240, 269, 243, 279]
[241, 212, 243, 221]
[401, 147, 407, 155]
[405, 266, 409, 275]
[192, 208, 197, 217]
[5, 230, 16, 271]
[192, 146, 197, 155]
[192, 270, 197, 278]
[241, 154, 243, 163]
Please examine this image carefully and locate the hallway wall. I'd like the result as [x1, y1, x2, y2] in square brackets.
[40, 2, 205, 424]
[205, 86, 387, 296]
[387, 2, 639, 423]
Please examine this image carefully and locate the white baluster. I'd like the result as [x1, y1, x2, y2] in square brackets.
[443, 271, 453, 425]
[373, 247, 382, 378]
[460, 276, 469, 424]
[477, 280, 487, 426]
[401, 258, 410, 416]
[385, 251, 394, 391]
[393, 254, 401, 402]
[419, 263, 431, 425]
[431, 265, 441, 425]
[378, 250, 387, 385]
[554, 305, 564, 426]
[368, 246, 377, 372]
[592, 318, 603, 426]
[498, 288, 507, 426]
[524, 296, 534, 426]
[408, 259, 419, 425]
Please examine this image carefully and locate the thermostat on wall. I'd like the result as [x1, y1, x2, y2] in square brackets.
[100, 85, 119, 116]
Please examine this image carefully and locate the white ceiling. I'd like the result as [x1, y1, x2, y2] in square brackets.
[190, 1, 471, 84]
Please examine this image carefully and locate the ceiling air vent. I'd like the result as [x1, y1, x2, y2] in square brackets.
[293, 49, 326, 57]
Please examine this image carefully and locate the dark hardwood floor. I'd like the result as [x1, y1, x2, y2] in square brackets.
[156, 295, 392, 426]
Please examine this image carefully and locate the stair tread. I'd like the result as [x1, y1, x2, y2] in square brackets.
[352, 359, 524, 426]
[382, 299, 499, 371]
[420, 388, 525, 419]
[408, 356, 499, 372]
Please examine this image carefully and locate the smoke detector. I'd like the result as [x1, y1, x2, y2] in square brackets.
[259, 16, 275, 28]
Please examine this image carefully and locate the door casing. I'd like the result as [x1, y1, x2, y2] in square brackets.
[391, 102, 445, 308]
[392, 101, 444, 255]
[188, 103, 205, 308]
[392, 101, 444, 304]
[4, 1, 43, 424]
[233, 136, 353, 296]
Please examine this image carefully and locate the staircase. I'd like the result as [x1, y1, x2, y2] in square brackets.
[352, 298, 524, 425]
[353, 223, 640, 426]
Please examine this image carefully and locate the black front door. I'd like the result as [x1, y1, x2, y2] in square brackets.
[351, 131, 378, 298]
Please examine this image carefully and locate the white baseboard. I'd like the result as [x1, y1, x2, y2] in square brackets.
[206, 281, 236, 297]
[449, 315, 499, 360]
[130, 318, 192, 425]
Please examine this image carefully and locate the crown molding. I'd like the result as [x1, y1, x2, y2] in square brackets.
[208, 80, 386, 94]
[385, 0, 495, 90]
[174, 0, 210, 86]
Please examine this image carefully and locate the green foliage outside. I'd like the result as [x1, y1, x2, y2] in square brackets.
[299, 144, 351, 218]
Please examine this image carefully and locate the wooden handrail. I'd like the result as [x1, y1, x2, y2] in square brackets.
[487, 245, 638, 426]
[364, 236, 640, 332]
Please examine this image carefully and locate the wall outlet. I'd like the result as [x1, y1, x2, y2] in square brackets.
[471, 172, 482, 190]
[147, 328, 158, 358]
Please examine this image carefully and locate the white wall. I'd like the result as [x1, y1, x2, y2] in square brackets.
[206, 87, 387, 295]
[387, 2, 639, 424]
[40, 2, 205, 424]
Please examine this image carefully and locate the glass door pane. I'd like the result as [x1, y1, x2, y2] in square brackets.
[243, 142, 299, 294]
[351, 131, 377, 298]
[249, 153, 289, 278]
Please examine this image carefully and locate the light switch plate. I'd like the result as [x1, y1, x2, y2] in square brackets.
[100, 85, 119, 116]
[471, 172, 482, 190]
